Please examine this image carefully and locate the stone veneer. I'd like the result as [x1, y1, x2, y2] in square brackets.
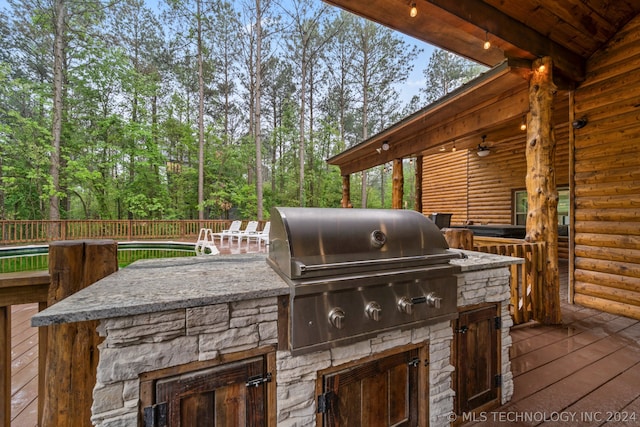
[90, 263, 513, 427]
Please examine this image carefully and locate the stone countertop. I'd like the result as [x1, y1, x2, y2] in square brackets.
[31, 250, 522, 327]
[31, 254, 289, 327]
[450, 249, 524, 272]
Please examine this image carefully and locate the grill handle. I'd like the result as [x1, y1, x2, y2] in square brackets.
[292, 253, 461, 276]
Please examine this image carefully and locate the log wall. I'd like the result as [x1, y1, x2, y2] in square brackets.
[572, 15, 640, 320]
[422, 150, 468, 224]
[421, 118, 570, 259]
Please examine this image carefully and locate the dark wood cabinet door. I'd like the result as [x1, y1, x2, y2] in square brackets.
[153, 356, 267, 427]
[321, 348, 422, 427]
[454, 304, 499, 413]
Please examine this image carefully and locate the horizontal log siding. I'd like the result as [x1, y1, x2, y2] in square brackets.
[572, 15, 640, 320]
[421, 131, 569, 224]
[422, 150, 468, 224]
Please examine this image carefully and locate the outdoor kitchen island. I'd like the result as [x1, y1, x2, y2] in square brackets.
[32, 216, 522, 427]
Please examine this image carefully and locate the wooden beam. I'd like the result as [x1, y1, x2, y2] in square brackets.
[525, 57, 561, 325]
[426, 0, 585, 82]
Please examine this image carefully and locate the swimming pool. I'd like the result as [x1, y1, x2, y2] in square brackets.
[0, 241, 196, 273]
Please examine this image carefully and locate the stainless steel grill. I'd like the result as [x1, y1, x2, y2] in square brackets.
[268, 207, 463, 355]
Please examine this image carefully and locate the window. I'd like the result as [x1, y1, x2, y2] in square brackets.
[513, 188, 569, 226]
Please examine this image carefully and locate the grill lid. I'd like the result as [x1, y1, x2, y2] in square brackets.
[267, 207, 458, 279]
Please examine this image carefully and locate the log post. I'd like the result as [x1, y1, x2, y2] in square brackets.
[415, 155, 423, 213]
[392, 158, 404, 209]
[442, 228, 474, 250]
[341, 174, 351, 208]
[41, 240, 118, 427]
[525, 56, 561, 325]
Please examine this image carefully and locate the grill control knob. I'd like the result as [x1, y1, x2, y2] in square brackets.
[365, 302, 383, 321]
[397, 297, 413, 315]
[328, 308, 346, 329]
[426, 293, 443, 309]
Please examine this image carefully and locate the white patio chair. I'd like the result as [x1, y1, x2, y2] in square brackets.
[245, 222, 270, 249]
[235, 221, 259, 245]
[195, 228, 220, 256]
[212, 220, 242, 244]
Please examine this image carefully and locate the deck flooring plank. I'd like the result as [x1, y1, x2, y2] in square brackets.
[510, 347, 640, 426]
[604, 397, 640, 426]
[510, 327, 620, 376]
[510, 334, 627, 401]
[556, 361, 640, 427]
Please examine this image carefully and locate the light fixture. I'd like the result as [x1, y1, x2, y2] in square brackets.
[439, 146, 446, 152]
[483, 31, 491, 50]
[410, 3, 417, 17]
[572, 116, 588, 129]
[477, 135, 490, 157]
[451, 142, 456, 152]
[538, 64, 546, 73]
[520, 115, 527, 131]
[381, 141, 390, 151]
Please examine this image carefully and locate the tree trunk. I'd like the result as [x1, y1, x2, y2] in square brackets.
[254, 0, 263, 220]
[525, 56, 561, 325]
[41, 240, 118, 427]
[50, 0, 65, 223]
[197, 0, 205, 221]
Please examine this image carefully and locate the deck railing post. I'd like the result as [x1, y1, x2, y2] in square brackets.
[41, 240, 118, 427]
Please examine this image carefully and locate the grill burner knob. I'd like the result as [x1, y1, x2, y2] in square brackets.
[397, 297, 413, 315]
[426, 293, 443, 309]
[328, 308, 346, 329]
[365, 302, 383, 321]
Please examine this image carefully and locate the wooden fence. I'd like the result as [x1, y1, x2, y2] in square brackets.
[474, 236, 546, 325]
[0, 220, 258, 245]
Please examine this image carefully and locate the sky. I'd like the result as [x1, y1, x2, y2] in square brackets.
[0, 0, 436, 104]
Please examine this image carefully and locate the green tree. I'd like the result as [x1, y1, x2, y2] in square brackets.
[421, 49, 485, 104]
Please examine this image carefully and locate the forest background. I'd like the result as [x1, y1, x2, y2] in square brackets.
[0, 0, 484, 222]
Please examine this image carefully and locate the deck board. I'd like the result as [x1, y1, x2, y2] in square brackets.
[10, 256, 640, 426]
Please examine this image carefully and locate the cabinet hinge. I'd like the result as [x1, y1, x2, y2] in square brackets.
[318, 391, 334, 413]
[246, 372, 272, 387]
[143, 402, 167, 427]
[495, 316, 502, 330]
[495, 374, 503, 387]
[455, 325, 468, 334]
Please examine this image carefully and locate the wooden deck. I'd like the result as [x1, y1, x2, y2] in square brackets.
[10, 259, 640, 426]
[462, 261, 640, 426]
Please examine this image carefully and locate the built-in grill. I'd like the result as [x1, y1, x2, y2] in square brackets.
[268, 207, 463, 355]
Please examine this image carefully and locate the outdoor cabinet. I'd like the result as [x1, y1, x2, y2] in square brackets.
[139, 348, 275, 426]
[453, 304, 500, 415]
[317, 344, 429, 426]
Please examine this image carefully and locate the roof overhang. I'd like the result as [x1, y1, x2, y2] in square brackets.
[327, 60, 532, 175]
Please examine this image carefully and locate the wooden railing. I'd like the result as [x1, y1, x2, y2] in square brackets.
[474, 237, 546, 325]
[0, 220, 263, 245]
[0, 271, 50, 426]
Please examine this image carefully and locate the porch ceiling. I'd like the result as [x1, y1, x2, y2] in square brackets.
[323, 0, 640, 84]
